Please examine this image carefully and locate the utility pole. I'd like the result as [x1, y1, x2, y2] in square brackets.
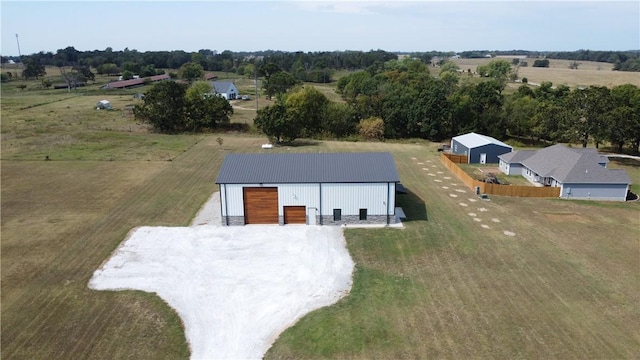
[15, 34, 22, 61]
[254, 62, 258, 113]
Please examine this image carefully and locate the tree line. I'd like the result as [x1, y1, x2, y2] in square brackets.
[254, 58, 640, 153]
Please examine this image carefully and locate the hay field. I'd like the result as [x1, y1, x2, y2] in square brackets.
[451, 58, 640, 88]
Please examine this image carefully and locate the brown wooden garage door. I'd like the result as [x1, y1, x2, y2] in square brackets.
[284, 206, 306, 224]
[243, 187, 278, 224]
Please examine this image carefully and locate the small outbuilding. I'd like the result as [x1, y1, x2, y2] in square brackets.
[96, 100, 112, 110]
[450, 132, 512, 164]
[215, 152, 400, 226]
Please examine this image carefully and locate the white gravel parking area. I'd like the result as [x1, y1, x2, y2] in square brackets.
[89, 193, 354, 359]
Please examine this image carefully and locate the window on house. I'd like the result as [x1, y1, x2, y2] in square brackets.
[359, 208, 367, 221]
[333, 209, 341, 221]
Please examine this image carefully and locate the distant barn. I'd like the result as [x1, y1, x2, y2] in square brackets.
[101, 74, 170, 89]
[450, 132, 512, 164]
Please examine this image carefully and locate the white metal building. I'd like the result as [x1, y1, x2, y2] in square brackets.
[215, 152, 400, 225]
[451, 132, 512, 164]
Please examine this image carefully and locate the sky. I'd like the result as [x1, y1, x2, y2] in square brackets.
[1, 1, 639, 56]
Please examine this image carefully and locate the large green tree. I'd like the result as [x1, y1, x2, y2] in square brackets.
[608, 84, 640, 152]
[564, 86, 612, 148]
[476, 59, 512, 81]
[179, 62, 204, 82]
[284, 86, 329, 136]
[323, 102, 358, 137]
[135, 81, 189, 133]
[263, 71, 300, 99]
[254, 102, 299, 144]
[185, 81, 233, 131]
[22, 57, 46, 79]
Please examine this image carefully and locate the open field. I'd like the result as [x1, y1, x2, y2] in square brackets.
[2, 72, 640, 359]
[451, 58, 640, 89]
[3, 130, 639, 359]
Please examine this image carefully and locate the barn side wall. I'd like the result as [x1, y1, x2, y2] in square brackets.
[451, 139, 470, 160]
[469, 144, 512, 164]
[219, 182, 396, 225]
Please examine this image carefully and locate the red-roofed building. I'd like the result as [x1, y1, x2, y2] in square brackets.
[101, 74, 170, 89]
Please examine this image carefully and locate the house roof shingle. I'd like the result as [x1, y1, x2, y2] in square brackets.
[211, 81, 235, 94]
[452, 132, 512, 149]
[499, 150, 536, 163]
[216, 152, 400, 184]
[505, 144, 629, 184]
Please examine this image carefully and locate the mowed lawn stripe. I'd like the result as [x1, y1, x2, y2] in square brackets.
[266, 143, 639, 359]
[1, 136, 256, 359]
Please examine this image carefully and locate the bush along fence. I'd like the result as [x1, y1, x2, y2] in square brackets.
[440, 153, 561, 198]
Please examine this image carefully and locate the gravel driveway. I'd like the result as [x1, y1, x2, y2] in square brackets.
[89, 192, 354, 359]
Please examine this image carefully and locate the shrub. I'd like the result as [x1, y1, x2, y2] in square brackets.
[358, 117, 384, 140]
[533, 59, 550, 68]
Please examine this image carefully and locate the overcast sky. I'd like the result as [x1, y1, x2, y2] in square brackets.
[2, 1, 639, 56]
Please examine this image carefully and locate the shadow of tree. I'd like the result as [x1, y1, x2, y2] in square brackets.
[284, 140, 321, 147]
[610, 158, 640, 168]
[396, 187, 428, 221]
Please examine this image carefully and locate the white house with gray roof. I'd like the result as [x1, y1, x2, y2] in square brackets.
[451, 132, 513, 164]
[210, 81, 238, 100]
[498, 144, 631, 201]
[215, 152, 400, 226]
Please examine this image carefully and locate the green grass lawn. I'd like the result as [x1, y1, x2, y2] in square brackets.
[2, 82, 639, 359]
[266, 143, 640, 359]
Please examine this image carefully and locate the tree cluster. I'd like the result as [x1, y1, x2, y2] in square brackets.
[134, 81, 233, 133]
[253, 58, 640, 153]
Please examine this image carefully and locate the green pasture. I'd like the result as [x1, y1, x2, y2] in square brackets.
[1, 78, 639, 360]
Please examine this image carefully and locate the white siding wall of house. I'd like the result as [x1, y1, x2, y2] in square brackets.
[522, 168, 539, 184]
[561, 183, 629, 201]
[499, 160, 524, 176]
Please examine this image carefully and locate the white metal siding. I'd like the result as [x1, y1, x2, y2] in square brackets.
[221, 182, 396, 218]
[277, 184, 320, 215]
[321, 183, 392, 216]
[222, 184, 262, 216]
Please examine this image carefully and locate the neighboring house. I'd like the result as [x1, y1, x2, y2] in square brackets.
[204, 73, 218, 81]
[450, 132, 513, 164]
[210, 81, 238, 100]
[498, 144, 631, 201]
[216, 152, 400, 226]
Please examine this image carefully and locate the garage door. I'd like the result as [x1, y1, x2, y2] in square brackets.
[243, 187, 278, 224]
[284, 206, 306, 224]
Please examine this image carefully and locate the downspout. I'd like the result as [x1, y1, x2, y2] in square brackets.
[223, 184, 229, 225]
[386, 182, 391, 225]
[319, 183, 323, 225]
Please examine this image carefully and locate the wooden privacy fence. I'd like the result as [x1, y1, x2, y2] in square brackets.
[444, 153, 468, 164]
[440, 153, 561, 198]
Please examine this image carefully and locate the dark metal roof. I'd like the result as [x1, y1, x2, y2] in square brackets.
[216, 152, 400, 184]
